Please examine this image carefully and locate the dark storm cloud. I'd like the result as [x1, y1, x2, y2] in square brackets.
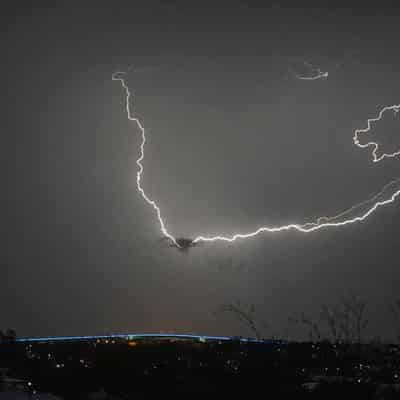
[2, 1, 400, 340]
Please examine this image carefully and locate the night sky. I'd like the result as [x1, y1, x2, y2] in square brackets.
[2, 2, 400, 340]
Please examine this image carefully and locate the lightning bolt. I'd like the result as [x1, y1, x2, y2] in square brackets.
[193, 180, 400, 243]
[113, 69, 400, 247]
[353, 104, 400, 162]
[112, 71, 178, 247]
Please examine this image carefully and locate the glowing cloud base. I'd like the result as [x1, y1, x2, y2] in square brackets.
[112, 71, 400, 248]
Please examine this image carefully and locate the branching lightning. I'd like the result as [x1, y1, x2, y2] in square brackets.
[113, 69, 400, 248]
[315, 178, 400, 225]
[353, 105, 400, 162]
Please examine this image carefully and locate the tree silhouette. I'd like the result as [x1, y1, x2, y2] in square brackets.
[390, 299, 400, 343]
[288, 312, 321, 342]
[215, 300, 261, 339]
[290, 293, 368, 343]
[320, 294, 368, 344]
[5, 328, 17, 341]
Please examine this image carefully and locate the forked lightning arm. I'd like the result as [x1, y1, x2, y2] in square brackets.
[193, 188, 400, 243]
[316, 178, 400, 224]
[353, 105, 400, 162]
[113, 70, 400, 246]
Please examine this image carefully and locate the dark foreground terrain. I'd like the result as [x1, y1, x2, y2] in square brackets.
[1, 335, 400, 399]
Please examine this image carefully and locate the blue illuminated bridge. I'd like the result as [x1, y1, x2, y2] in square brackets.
[15, 333, 286, 344]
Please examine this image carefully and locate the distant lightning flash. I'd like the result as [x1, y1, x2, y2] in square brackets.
[113, 69, 400, 247]
[289, 50, 361, 81]
[353, 105, 400, 162]
[289, 60, 329, 80]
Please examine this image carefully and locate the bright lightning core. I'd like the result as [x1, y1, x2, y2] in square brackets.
[113, 69, 400, 247]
